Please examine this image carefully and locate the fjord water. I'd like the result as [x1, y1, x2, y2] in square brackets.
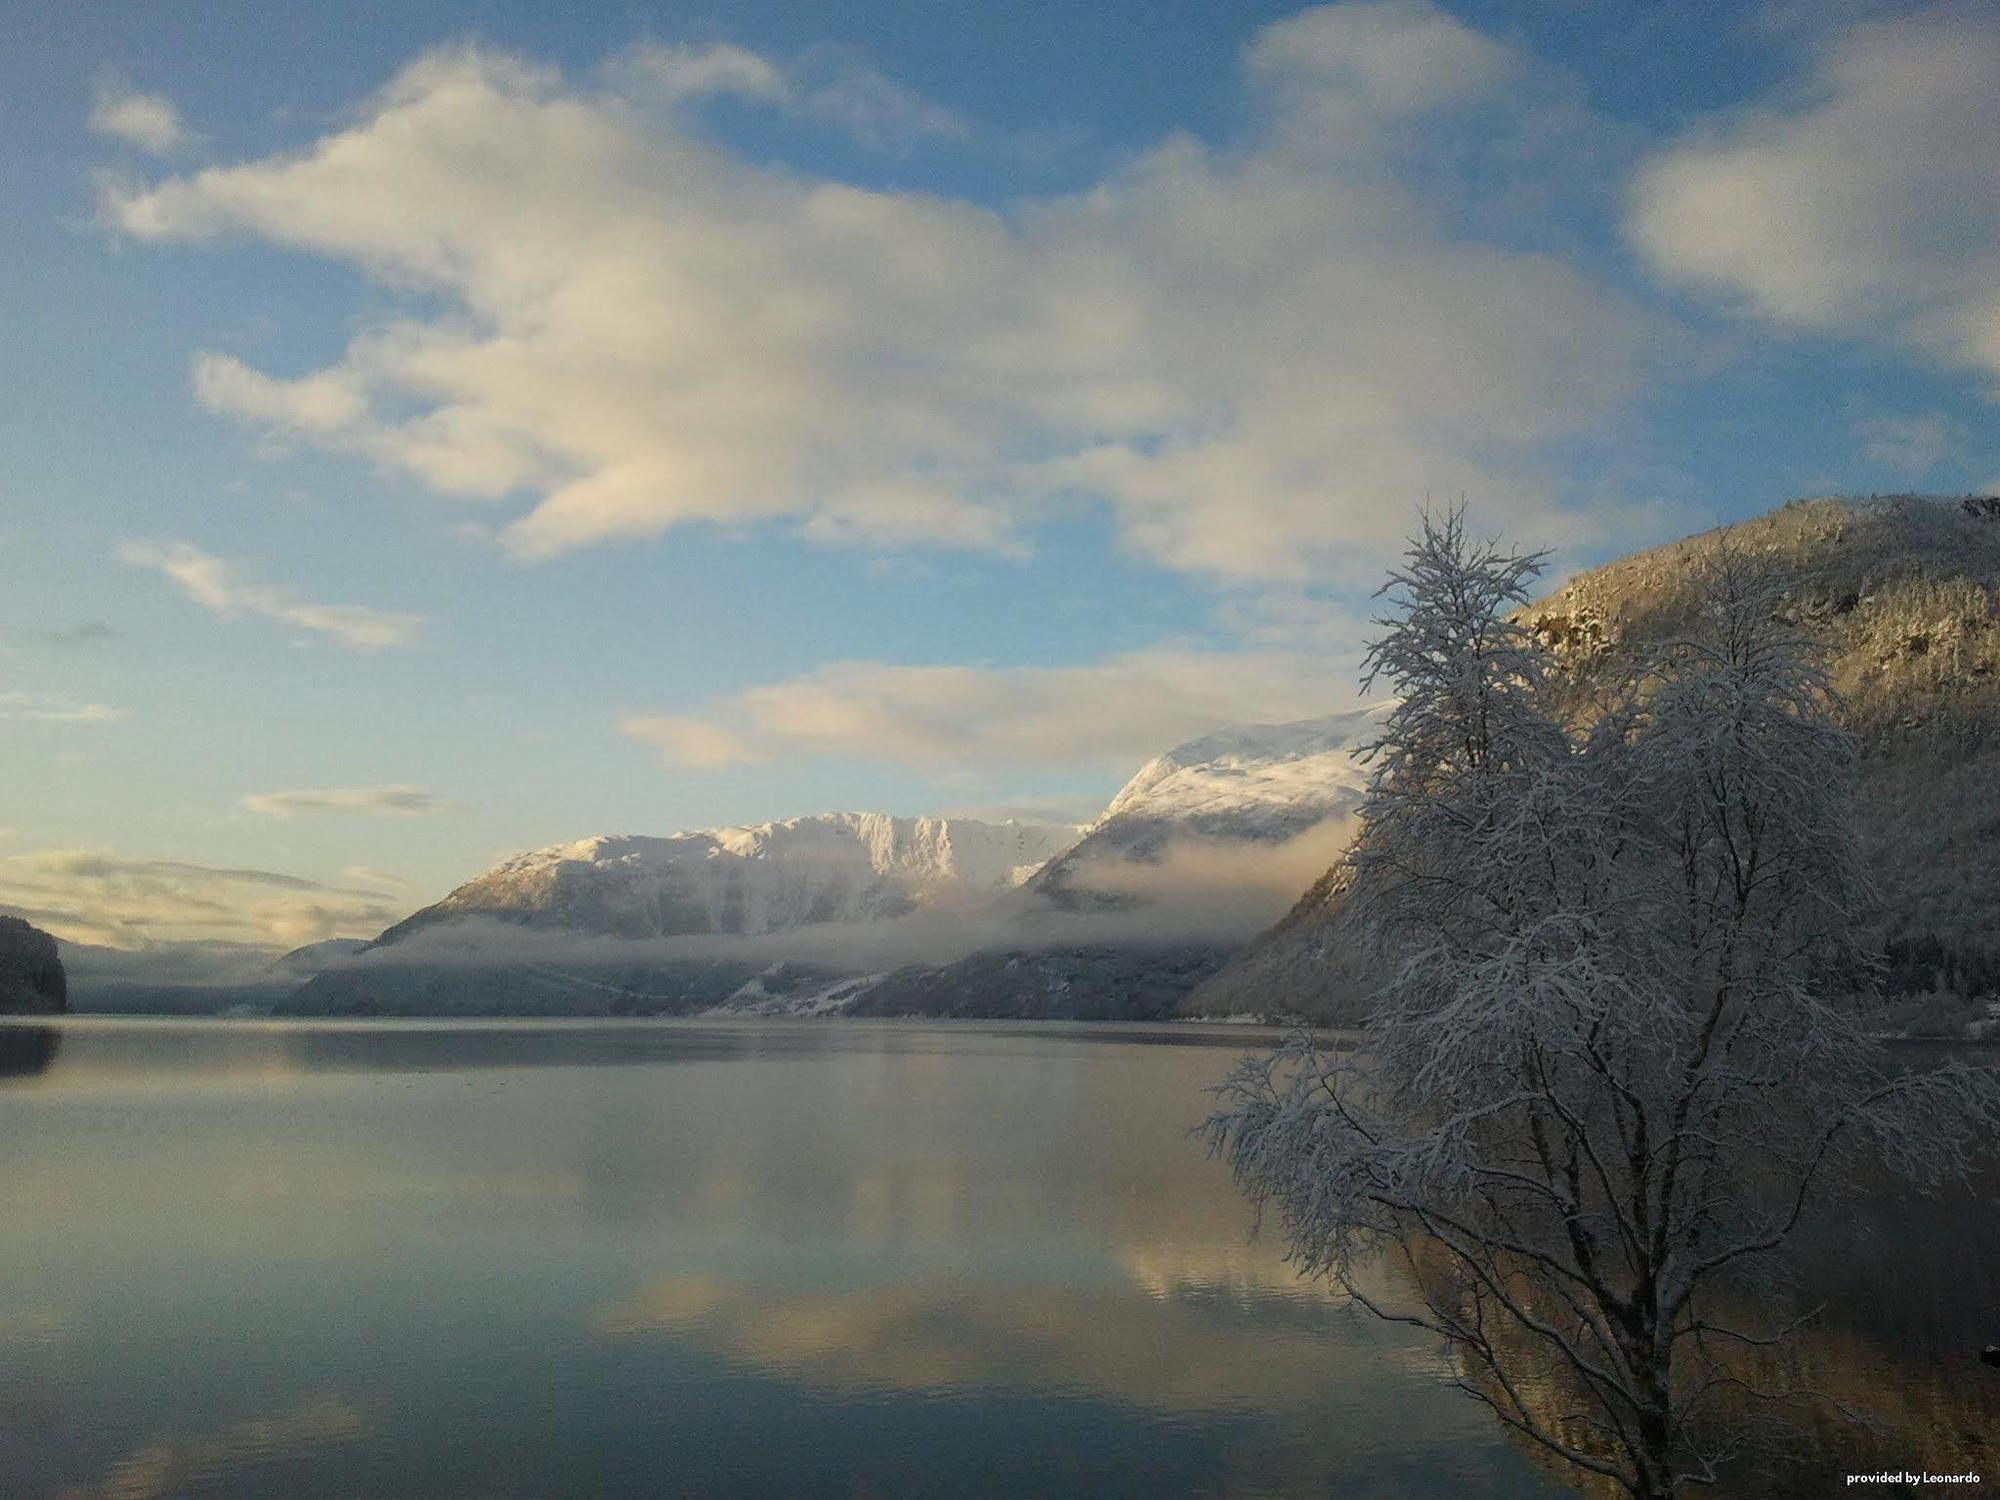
[0, 1018, 1568, 1500]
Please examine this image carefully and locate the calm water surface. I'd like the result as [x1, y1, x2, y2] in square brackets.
[0, 1018, 1572, 1500]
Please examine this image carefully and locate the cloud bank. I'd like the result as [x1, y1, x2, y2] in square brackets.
[0, 851, 403, 949]
[105, 2, 1663, 581]
[118, 541, 422, 650]
[621, 645, 1369, 774]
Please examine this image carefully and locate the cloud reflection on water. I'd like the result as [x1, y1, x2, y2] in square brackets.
[593, 1257, 1433, 1423]
[53, 1392, 366, 1500]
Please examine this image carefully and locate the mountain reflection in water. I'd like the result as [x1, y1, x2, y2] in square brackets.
[0, 1023, 60, 1080]
[0, 1019, 1988, 1498]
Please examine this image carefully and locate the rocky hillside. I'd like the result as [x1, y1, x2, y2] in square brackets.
[0, 916, 67, 1015]
[1188, 495, 2000, 1023]
[1178, 864, 1367, 1022]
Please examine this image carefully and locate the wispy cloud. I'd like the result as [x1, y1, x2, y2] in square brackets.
[242, 785, 450, 818]
[117, 541, 422, 650]
[0, 851, 402, 949]
[620, 644, 1366, 775]
[341, 865, 408, 889]
[88, 85, 189, 155]
[1854, 413, 1961, 477]
[612, 40, 967, 147]
[0, 691, 124, 726]
[105, 5, 1665, 582]
[23, 703, 124, 725]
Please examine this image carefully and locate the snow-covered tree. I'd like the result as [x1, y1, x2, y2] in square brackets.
[1206, 511, 1998, 1499]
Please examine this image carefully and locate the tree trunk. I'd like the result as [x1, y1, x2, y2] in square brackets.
[1631, 1358, 1676, 1500]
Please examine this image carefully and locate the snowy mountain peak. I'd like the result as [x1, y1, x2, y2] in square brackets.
[1093, 709, 1379, 829]
[1023, 710, 1379, 912]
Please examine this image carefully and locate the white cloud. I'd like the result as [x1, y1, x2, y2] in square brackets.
[0, 851, 401, 949]
[106, 6, 1661, 583]
[1854, 413, 1960, 477]
[89, 86, 188, 155]
[1630, 7, 2000, 391]
[620, 644, 1368, 774]
[118, 541, 422, 650]
[1244, 0, 1514, 121]
[193, 354, 369, 436]
[241, 785, 450, 817]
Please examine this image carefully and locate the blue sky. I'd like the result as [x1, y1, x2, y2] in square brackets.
[3, 0, 1997, 949]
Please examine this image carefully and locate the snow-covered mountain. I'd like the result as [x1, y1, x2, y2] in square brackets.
[1025, 711, 1374, 910]
[375, 814, 1080, 947]
[1092, 714, 1377, 829]
[281, 721, 1374, 1018]
[843, 713, 1377, 1020]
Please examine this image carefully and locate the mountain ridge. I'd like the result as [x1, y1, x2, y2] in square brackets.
[280, 724, 1368, 1017]
[372, 812, 1080, 948]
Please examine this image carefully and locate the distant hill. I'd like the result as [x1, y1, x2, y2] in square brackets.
[0, 916, 66, 1015]
[1188, 496, 2000, 1026]
[59, 938, 297, 1015]
[270, 938, 370, 981]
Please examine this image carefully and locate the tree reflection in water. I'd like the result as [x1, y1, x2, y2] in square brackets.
[1397, 1146, 2000, 1497]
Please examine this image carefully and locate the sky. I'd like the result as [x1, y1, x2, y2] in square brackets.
[2, 0, 1998, 951]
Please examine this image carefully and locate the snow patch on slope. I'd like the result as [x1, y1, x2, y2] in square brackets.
[701, 964, 886, 1017]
